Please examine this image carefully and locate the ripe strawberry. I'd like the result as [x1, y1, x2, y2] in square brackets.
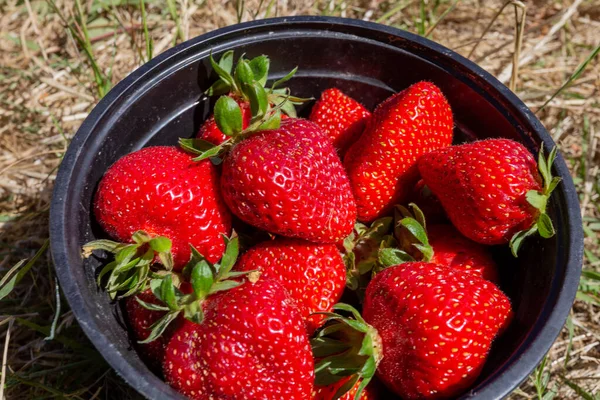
[196, 97, 251, 145]
[362, 262, 512, 399]
[418, 139, 560, 255]
[221, 118, 357, 243]
[93, 146, 231, 270]
[309, 88, 371, 156]
[408, 179, 447, 224]
[344, 81, 453, 223]
[124, 282, 192, 371]
[235, 238, 346, 334]
[429, 224, 499, 283]
[163, 278, 314, 399]
[313, 377, 379, 400]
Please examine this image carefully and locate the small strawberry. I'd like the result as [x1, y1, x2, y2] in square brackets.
[196, 96, 251, 145]
[193, 52, 303, 146]
[124, 282, 191, 371]
[344, 81, 453, 223]
[163, 278, 314, 400]
[309, 88, 371, 156]
[362, 262, 512, 399]
[418, 139, 560, 255]
[220, 118, 357, 243]
[92, 146, 231, 270]
[408, 179, 447, 224]
[235, 238, 346, 334]
[429, 224, 498, 283]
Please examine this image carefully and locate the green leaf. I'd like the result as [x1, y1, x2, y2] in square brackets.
[214, 96, 243, 136]
[150, 278, 163, 298]
[205, 79, 231, 97]
[160, 275, 179, 310]
[537, 213, 555, 238]
[399, 218, 429, 246]
[255, 111, 281, 131]
[234, 59, 254, 87]
[218, 236, 239, 279]
[82, 239, 123, 255]
[115, 244, 138, 264]
[135, 296, 170, 312]
[379, 248, 414, 267]
[218, 50, 234, 74]
[333, 374, 360, 400]
[96, 260, 117, 286]
[270, 67, 297, 91]
[183, 300, 204, 324]
[547, 177, 562, 194]
[248, 55, 269, 86]
[537, 146, 549, 186]
[509, 224, 539, 257]
[526, 190, 548, 211]
[209, 52, 234, 87]
[0, 240, 48, 301]
[178, 137, 219, 155]
[132, 231, 151, 244]
[246, 82, 268, 117]
[409, 203, 427, 232]
[138, 311, 180, 344]
[149, 236, 172, 253]
[191, 144, 225, 162]
[208, 279, 243, 294]
[353, 377, 372, 400]
[311, 337, 351, 358]
[159, 251, 174, 271]
[332, 303, 366, 324]
[279, 98, 297, 118]
[191, 260, 214, 299]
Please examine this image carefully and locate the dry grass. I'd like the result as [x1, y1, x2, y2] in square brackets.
[0, 0, 599, 398]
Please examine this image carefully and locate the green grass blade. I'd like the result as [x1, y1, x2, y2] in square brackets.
[140, 0, 153, 61]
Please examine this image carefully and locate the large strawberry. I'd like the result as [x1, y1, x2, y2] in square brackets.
[309, 88, 371, 156]
[344, 81, 453, 223]
[163, 278, 314, 399]
[362, 262, 512, 399]
[220, 118, 357, 243]
[418, 139, 560, 255]
[235, 238, 346, 334]
[92, 146, 231, 268]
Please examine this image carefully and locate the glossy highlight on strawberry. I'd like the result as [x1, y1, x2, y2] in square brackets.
[235, 238, 346, 334]
[221, 118, 357, 243]
[363, 262, 512, 399]
[93, 146, 232, 269]
[163, 278, 314, 400]
[344, 81, 453, 223]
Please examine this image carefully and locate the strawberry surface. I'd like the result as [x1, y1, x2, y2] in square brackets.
[429, 224, 499, 283]
[418, 139, 543, 245]
[163, 278, 314, 400]
[235, 238, 346, 334]
[221, 118, 357, 243]
[94, 146, 231, 269]
[309, 88, 371, 156]
[363, 262, 512, 399]
[344, 81, 453, 223]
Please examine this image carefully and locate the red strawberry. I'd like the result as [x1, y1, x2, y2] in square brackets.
[94, 146, 231, 270]
[363, 262, 512, 399]
[196, 97, 251, 145]
[309, 88, 371, 156]
[408, 179, 447, 224]
[313, 377, 379, 400]
[163, 278, 314, 399]
[344, 81, 453, 223]
[221, 118, 357, 243]
[125, 282, 192, 370]
[418, 139, 559, 255]
[429, 224, 499, 283]
[235, 238, 346, 334]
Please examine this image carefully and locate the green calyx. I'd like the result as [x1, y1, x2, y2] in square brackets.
[136, 235, 254, 344]
[181, 51, 311, 163]
[510, 146, 561, 257]
[312, 303, 383, 400]
[343, 217, 395, 296]
[83, 230, 174, 300]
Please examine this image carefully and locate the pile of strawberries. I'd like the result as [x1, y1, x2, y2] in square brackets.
[84, 52, 560, 400]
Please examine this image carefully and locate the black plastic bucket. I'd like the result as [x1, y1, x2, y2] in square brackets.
[50, 16, 583, 400]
